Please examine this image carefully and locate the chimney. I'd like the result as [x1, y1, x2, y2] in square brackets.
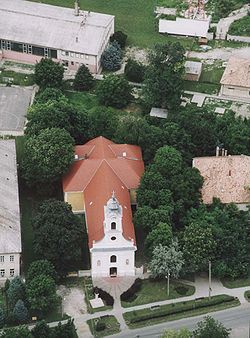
[122, 152, 127, 157]
[74, 154, 79, 160]
[216, 146, 220, 157]
[74, 0, 80, 16]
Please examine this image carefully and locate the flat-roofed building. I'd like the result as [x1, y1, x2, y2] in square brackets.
[0, 140, 22, 282]
[184, 61, 202, 81]
[0, 0, 114, 74]
[220, 57, 250, 99]
[159, 18, 209, 38]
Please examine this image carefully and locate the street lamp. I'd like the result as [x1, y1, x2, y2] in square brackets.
[165, 270, 170, 297]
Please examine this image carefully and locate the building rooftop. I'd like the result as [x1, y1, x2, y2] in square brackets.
[193, 155, 250, 205]
[159, 18, 209, 38]
[220, 57, 250, 89]
[185, 61, 202, 75]
[0, 140, 21, 254]
[63, 136, 144, 248]
[0, 0, 114, 56]
[150, 107, 168, 119]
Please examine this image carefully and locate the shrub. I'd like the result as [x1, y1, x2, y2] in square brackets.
[96, 320, 106, 331]
[121, 279, 142, 302]
[73, 64, 94, 91]
[124, 58, 145, 83]
[174, 285, 189, 296]
[36, 88, 65, 104]
[0, 307, 5, 328]
[13, 300, 29, 324]
[101, 41, 122, 71]
[110, 31, 128, 49]
[26, 260, 57, 283]
[34, 58, 64, 89]
[93, 288, 114, 306]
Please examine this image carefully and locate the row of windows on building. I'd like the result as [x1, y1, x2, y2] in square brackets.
[0, 269, 15, 278]
[61, 50, 89, 60]
[97, 256, 129, 266]
[0, 255, 14, 263]
[0, 39, 57, 59]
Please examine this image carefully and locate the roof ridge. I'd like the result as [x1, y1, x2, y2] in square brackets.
[105, 159, 129, 189]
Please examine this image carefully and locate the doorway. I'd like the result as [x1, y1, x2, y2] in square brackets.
[110, 267, 117, 277]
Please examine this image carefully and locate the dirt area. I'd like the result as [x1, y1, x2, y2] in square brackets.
[125, 46, 149, 65]
[188, 46, 250, 61]
[57, 285, 87, 318]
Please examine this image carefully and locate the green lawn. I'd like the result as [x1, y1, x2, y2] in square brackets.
[121, 279, 195, 308]
[228, 15, 250, 36]
[65, 91, 99, 111]
[0, 70, 35, 86]
[87, 315, 120, 338]
[183, 81, 220, 95]
[30, 0, 195, 49]
[123, 295, 240, 329]
[222, 277, 250, 289]
[199, 64, 225, 84]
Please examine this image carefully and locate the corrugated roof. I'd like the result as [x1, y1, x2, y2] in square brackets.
[0, 140, 21, 254]
[220, 57, 250, 89]
[0, 0, 114, 56]
[159, 18, 209, 38]
[193, 155, 250, 205]
[63, 136, 144, 248]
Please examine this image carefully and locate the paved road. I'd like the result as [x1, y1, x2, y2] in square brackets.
[112, 304, 250, 338]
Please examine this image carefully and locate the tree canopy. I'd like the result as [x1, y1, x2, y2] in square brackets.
[73, 64, 94, 91]
[193, 316, 230, 338]
[34, 58, 64, 89]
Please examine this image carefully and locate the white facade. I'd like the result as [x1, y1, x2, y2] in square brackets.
[90, 194, 136, 278]
[0, 253, 20, 281]
[220, 84, 250, 99]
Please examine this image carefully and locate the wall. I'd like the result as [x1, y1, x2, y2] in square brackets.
[227, 34, 250, 43]
[221, 84, 250, 98]
[0, 253, 20, 281]
[65, 191, 85, 213]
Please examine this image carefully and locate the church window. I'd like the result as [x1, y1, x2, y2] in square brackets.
[111, 236, 116, 241]
[10, 255, 14, 262]
[110, 255, 116, 263]
[126, 259, 129, 265]
[97, 260, 101, 266]
[111, 222, 116, 230]
[0, 269, 5, 277]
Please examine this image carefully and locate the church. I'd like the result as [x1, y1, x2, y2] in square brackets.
[63, 136, 144, 277]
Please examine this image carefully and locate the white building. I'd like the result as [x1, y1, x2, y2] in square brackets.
[159, 18, 209, 38]
[0, 0, 114, 74]
[0, 140, 22, 282]
[91, 193, 136, 278]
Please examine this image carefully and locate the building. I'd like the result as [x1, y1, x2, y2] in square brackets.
[184, 61, 202, 82]
[63, 136, 144, 277]
[0, 140, 22, 282]
[159, 18, 209, 38]
[0, 0, 114, 74]
[193, 150, 250, 210]
[220, 57, 250, 98]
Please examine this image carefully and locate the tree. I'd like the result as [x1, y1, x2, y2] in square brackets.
[27, 275, 57, 315]
[143, 42, 185, 111]
[7, 277, 26, 310]
[96, 75, 132, 108]
[25, 99, 91, 143]
[145, 222, 173, 256]
[193, 316, 231, 338]
[34, 58, 64, 89]
[22, 128, 74, 185]
[149, 242, 184, 295]
[0, 326, 32, 338]
[110, 31, 127, 48]
[33, 199, 83, 276]
[26, 260, 57, 283]
[124, 58, 145, 83]
[31, 320, 51, 338]
[101, 41, 122, 71]
[161, 328, 192, 338]
[35, 88, 65, 104]
[13, 300, 29, 324]
[73, 64, 94, 91]
[182, 222, 216, 273]
[154, 146, 183, 178]
[52, 319, 76, 338]
[89, 107, 119, 140]
[0, 306, 5, 328]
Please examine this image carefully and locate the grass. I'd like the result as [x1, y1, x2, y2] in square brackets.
[206, 0, 249, 23]
[199, 63, 225, 84]
[244, 291, 250, 302]
[228, 16, 250, 36]
[0, 70, 35, 86]
[123, 295, 240, 329]
[221, 276, 250, 289]
[30, 0, 196, 49]
[121, 279, 195, 308]
[87, 315, 120, 338]
[65, 91, 99, 111]
[183, 81, 220, 95]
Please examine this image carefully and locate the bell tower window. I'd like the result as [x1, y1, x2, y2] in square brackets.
[110, 255, 117, 263]
[111, 222, 116, 230]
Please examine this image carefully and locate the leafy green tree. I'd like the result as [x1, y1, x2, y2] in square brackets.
[35, 88, 65, 104]
[13, 300, 29, 324]
[182, 222, 216, 273]
[26, 260, 57, 283]
[89, 107, 119, 140]
[22, 128, 74, 185]
[161, 328, 192, 338]
[7, 277, 26, 310]
[27, 275, 57, 315]
[97, 75, 132, 108]
[125, 58, 145, 83]
[31, 320, 51, 338]
[110, 31, 127, 48]
[143, 42, 185, 110]
[33, 199, 83, 276]
[154, 146, 183, 177]
[73, 64, 94, 91]
[0, 306, 5, 328]
[101, 41, 122, 71]
[25, 99, 91, 143]
[193, 316, 230, 338]
[0, 326, 32, 338]
[52, 319, 76, 338]
[145, 222, 173, 256]
[34, 58, 64, 89]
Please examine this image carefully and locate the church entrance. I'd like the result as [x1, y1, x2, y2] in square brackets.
[110, 267, 117, 277]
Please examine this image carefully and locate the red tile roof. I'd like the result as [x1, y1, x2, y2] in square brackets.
[63, 136, 144, 248]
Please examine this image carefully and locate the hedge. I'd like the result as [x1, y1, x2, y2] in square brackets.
[93, 287, 114, 306]
[120, 279, 142, 302]
[128, 295, 236, 323]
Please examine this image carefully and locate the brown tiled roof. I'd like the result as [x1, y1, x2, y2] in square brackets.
[63, 136, 144, 248]
[193, 155, 250, 205]
[220, 57, 250, 88]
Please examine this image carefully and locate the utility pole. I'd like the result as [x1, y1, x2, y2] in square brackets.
[209, 260, 212, 300]
[167, 270, 170, 297]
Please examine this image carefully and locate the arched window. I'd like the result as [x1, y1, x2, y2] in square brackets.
[111, 222, 116, 230]
[110, 255, 117, 263]
[97, 260, 101, 266]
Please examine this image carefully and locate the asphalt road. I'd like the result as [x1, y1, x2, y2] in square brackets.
[113, 305, 250, 338]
